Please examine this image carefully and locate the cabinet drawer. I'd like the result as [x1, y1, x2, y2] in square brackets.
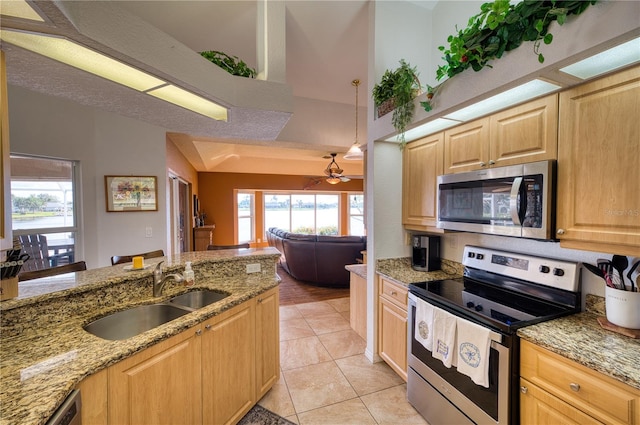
[379, 277, 408, 308]
[521, 340, 640, 424]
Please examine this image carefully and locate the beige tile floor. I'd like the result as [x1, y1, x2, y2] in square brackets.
[258, 297, 429, 425]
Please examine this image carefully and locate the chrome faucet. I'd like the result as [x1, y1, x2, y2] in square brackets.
[153, 261, 184, 297]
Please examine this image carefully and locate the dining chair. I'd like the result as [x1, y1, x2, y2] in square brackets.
[110, 249, 165, 266]
[18, 261, 87, 282]
[207, 243, 250, 250]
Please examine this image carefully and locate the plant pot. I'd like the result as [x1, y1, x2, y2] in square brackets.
[376, 98, 396, 118]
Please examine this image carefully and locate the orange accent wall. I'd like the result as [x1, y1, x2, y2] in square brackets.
[197, 172, 364, 246]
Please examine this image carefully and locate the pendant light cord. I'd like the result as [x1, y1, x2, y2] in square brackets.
[352, 79, 359, 144]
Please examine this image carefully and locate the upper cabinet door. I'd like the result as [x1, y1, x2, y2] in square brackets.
[490, 94, 558, 168]
[402, 133, 444, 230]
[557, 66, 640, 256]
[443, 118, 489, 174]
[1, 51, 13, 252]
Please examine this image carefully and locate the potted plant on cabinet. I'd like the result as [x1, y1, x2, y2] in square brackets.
[372, 59, 421, 147]
[199, 50, 257, 78]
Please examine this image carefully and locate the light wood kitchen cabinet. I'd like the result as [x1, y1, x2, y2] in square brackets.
[377, 276, 408, 381]
[255, 286, 280, 400]
[194, 225, 215, 251]
[108, 326, 203, 425]
[556, 65, 640, 256]
[402, 133, 444, 231]
[444, 94, 558, 174]
[349, 272, 367, 340]
[202, 299, 256, 425]
[1, 51, 13, 252]
[520, 340, 640, 425]
[76, 369, 108, 425]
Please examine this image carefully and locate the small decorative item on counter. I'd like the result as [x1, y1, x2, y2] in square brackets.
[183, 262, 195, 287]
[132, 256, 144, 270]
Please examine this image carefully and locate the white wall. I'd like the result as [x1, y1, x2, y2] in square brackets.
[8, 86, 169, 268]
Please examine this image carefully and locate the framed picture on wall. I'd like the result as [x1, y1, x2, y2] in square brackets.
[105, 176, 158, 212]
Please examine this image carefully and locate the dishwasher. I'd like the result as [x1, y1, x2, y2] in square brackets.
[46, 389, 81, 425]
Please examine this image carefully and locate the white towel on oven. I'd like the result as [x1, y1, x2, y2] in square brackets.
[431, 307, 457, 368]
[456, 317, 491, 388]
[414, 298, 434, 351]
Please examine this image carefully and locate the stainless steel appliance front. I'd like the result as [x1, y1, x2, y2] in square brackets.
[437, 160, 555, 239]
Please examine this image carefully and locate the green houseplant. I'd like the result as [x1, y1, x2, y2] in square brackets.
[436, 0, 597, 82]
[199, 50, 257, 78]
[372, 59, 421, 146]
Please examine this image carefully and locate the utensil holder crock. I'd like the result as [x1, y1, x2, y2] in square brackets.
[605, 286, 640, 329]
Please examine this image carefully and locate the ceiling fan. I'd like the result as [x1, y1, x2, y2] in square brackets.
[323, 153, 351, 184]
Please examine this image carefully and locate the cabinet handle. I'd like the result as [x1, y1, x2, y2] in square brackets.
[391, 291, 397, 296]
[557, 229, 565, 235]
[195, 329, 202, 336]
[489, 160, 496, 165]
[569, 383, 581, 392]
[520, 386, 528, 394]
[205, 324, 212, 331]
[479, 162, 487, 167]
[258, 298, 263, 303]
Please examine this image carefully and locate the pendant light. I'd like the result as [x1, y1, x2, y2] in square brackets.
[343, 79, 364, 160]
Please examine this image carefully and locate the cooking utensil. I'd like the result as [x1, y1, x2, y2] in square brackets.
[627, 260, 640, 292]
[583, 263, 605, 280]
[612, 255, 629, 290]
[597, 259, 616, 288]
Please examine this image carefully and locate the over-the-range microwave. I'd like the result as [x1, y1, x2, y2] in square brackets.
[437, 160, 555, 240]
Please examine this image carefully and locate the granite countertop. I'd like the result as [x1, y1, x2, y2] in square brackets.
[375, 257, 464, 286]
[345, 263, 366, 279]
[0, 248, 281, 425]
[518, 294, 640, 391]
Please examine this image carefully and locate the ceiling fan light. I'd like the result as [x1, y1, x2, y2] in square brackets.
[326, 177, 341, 185]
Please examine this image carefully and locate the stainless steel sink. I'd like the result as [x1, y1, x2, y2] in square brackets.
[84, 304, 191, 340]
[169, 290, 229, 310]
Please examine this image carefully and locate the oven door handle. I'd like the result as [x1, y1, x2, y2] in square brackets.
[509, 177, 525, 226]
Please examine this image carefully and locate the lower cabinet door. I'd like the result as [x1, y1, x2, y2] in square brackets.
[255, 287, 280, 400]
[108, 328, 202, 425]
[378, 296, 408, 381]
[202, 300, 256, 425]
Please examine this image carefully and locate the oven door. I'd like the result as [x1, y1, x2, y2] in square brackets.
[407, 294, 512, 425]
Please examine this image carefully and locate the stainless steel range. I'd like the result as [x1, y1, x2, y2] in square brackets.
[407, 245, 581, 425]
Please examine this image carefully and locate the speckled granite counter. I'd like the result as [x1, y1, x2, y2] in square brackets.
[518, 294, 640, 391]
[375, 257, 463, 286]
[0, 248, 281, 425]
[345, 263, 366, 279]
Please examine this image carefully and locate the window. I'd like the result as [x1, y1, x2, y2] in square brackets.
[349, 194, 365, 236]
[11, 155, 78, 270]
[264, 192, 339, 235]
[237, 191, 254, 243]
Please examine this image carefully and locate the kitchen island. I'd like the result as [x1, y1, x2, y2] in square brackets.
[0, 248, 281, 425]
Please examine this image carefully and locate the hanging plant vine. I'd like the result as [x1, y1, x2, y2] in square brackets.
[199, 50, 257, 78]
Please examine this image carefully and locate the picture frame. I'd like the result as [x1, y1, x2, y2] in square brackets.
[105, 176, 158, 212]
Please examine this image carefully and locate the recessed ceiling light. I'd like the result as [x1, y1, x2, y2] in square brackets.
[560, 37, 640, 80]
[147, 85, 228, 121]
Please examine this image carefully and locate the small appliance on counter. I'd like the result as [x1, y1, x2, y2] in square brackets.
[411, 234, 440, 271]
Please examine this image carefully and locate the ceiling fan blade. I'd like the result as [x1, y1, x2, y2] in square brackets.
[340, 176, 351, 182]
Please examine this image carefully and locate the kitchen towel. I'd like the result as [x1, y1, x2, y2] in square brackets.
[414, 298, 435, 351]
[456, 316, 491, 388]
[431, 306, 457, 368]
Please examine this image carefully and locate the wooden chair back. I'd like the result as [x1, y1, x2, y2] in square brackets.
[207, 243, 250, 250]
[18, 234, 50, 271]
[111, 249, 165, 265]
[19, 261, 87, 282]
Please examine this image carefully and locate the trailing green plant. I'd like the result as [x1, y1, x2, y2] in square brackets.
[436, 0, 597, 82]
[199, 50, 257, 78]
[372, 59, 421, 147]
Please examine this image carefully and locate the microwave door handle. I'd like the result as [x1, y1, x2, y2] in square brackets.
[510, 177, 524, 226]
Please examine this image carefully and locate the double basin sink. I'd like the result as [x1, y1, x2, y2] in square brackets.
[84, 290, 229, 341]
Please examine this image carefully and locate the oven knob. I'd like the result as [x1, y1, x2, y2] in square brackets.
[466, 302, 475, 309]
[553, 268, 565, 277]
[474, 304, 483, 312]
[539, 265, 550, 273]
[476, 254, 484, 260]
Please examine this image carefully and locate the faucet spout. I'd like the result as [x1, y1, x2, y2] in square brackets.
[153, 261, 184, 297]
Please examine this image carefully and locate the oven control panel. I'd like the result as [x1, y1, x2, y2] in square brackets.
[462, 246, 579, 292]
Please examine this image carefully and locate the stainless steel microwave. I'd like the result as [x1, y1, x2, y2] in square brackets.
[437, 160, 555, 240]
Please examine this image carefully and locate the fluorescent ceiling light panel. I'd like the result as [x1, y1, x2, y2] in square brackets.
[1, 0, 44, 22]
[0, 30, 166, 91]
[560, 37, 640, 79]
[443, 79, 561, 122]
[385, 118, 459, 143]
[147, 85, 228, 121]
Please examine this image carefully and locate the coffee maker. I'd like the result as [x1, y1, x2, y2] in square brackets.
[412, 235, 440, 272]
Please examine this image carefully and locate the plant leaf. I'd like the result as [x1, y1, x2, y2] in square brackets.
[543, 33, 553, 45]
[538, 53, 545, 63]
